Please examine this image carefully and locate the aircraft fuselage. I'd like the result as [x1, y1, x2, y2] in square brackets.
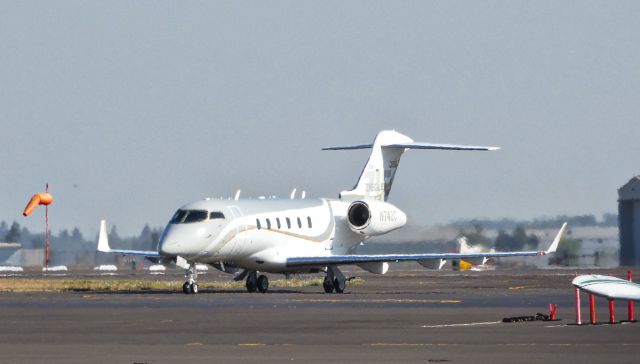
[158, 198, 369, 273]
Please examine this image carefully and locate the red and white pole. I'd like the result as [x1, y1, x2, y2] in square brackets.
[589, 294, 596, 324]
[575, 287, 582, 325]
[549, 304, 557, 321]
[609, 300, 615, 324]
[628, 270, 635, 322]
[44, 182, 50, 269]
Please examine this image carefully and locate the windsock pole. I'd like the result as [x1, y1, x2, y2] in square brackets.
[45, 183, 50, 269]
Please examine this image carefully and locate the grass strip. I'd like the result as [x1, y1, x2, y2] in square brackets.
[0, 277, 364, 292]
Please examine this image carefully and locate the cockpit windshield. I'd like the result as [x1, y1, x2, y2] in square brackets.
[170, 210, 188, 223]
[170, 209, 209, 224]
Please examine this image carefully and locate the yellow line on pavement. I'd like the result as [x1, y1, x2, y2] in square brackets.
[508, 286, 526, 290]
[292, 298, 461, 304]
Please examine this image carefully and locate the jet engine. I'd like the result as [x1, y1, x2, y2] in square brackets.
[347, 200, 407, 236]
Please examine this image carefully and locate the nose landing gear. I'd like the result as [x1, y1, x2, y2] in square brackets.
[182, 262, 199, 294]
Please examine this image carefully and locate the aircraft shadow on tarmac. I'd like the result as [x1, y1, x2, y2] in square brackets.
[84, 288, 328, 295]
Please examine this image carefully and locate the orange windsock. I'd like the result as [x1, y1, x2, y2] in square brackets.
[22, 193, 54, 216]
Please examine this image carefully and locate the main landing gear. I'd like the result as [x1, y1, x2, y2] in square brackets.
[182, 262, 199, 294]
[323, 266, 346, 294]
[245, 271, 269, 293]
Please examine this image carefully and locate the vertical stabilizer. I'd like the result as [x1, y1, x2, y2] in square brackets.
[340, 130, 413, 201]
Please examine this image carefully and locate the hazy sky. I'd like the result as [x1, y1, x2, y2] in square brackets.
[2, 1, 639, 237]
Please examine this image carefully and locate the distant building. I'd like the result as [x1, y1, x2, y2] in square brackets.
[619, 176, 640, 266]
[0, 242, 22, 266]
[21, 249, 45, 267]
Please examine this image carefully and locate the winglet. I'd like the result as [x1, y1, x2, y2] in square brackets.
[544, 222, 568, 254]
[97, 219, 111, 253]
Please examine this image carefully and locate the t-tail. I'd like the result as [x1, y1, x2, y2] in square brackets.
[323, 130, 499, 201]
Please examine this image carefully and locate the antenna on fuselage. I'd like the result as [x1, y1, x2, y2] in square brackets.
[234, 189, 241, 201]
[290, 188, 297, 199]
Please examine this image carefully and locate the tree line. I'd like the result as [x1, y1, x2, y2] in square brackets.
[0, 220, 162, 266]
[452, 213, 617, 231]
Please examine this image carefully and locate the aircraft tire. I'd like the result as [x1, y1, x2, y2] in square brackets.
[182, 282, 191, 294]
[257, 275, 269, 293]
[323, 276, 335, 293]
[190, 283, 199, 294]
[246, 274, 258, 292]
[333, 278, 345, 294]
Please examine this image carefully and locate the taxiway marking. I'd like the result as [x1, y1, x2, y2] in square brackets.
[421, 321, 502, 328]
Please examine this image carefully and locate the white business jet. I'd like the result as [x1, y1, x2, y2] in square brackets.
[98, 130, 567, 294]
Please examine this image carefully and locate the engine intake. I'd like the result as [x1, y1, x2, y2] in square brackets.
[348, 201, 371, 228]
[346, 200, 407, 236]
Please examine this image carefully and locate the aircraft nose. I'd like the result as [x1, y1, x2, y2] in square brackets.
[158, 230, 180, 256]
[159, 240, 176, 256]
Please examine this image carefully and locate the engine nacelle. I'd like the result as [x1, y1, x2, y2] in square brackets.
[347, 200, 407, 236]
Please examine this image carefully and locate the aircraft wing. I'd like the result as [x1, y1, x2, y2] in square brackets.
[97, 220, 161, 258]
[287, 223, 567, 268]
[573, 274, 640, 301]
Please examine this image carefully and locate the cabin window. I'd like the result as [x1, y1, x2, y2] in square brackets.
[286, 217, 291, 229]
[256, 219, 261, 230]
[307, 216, 312, 228]
[182, 210, 208, 223]
[266, 218, 272, 229]
[297, 217, 302, 228]
[209, 211, 225, 219]
[276, 218, 281, 229]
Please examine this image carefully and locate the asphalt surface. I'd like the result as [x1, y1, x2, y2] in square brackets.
[1, 267, 639, 363]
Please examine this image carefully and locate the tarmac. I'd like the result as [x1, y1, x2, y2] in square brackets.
[1, 267, 639, 363]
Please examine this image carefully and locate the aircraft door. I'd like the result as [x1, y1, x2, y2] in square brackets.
[325, 217, 335, 250]
[228, 206, 243, 235]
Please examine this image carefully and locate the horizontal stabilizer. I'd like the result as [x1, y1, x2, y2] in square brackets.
[323, 142, 499, 151]
[386, 142, 499, 151]
[322, 144, 373, 151]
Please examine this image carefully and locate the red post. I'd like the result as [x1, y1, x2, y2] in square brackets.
[575, 288, 582, 325]
[627, 270, 635, 322]
[44, 182, 50, 269]
[609, 300, 615, 324]
[589, 294, 596, 324]
[549, 304, 557, 320]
